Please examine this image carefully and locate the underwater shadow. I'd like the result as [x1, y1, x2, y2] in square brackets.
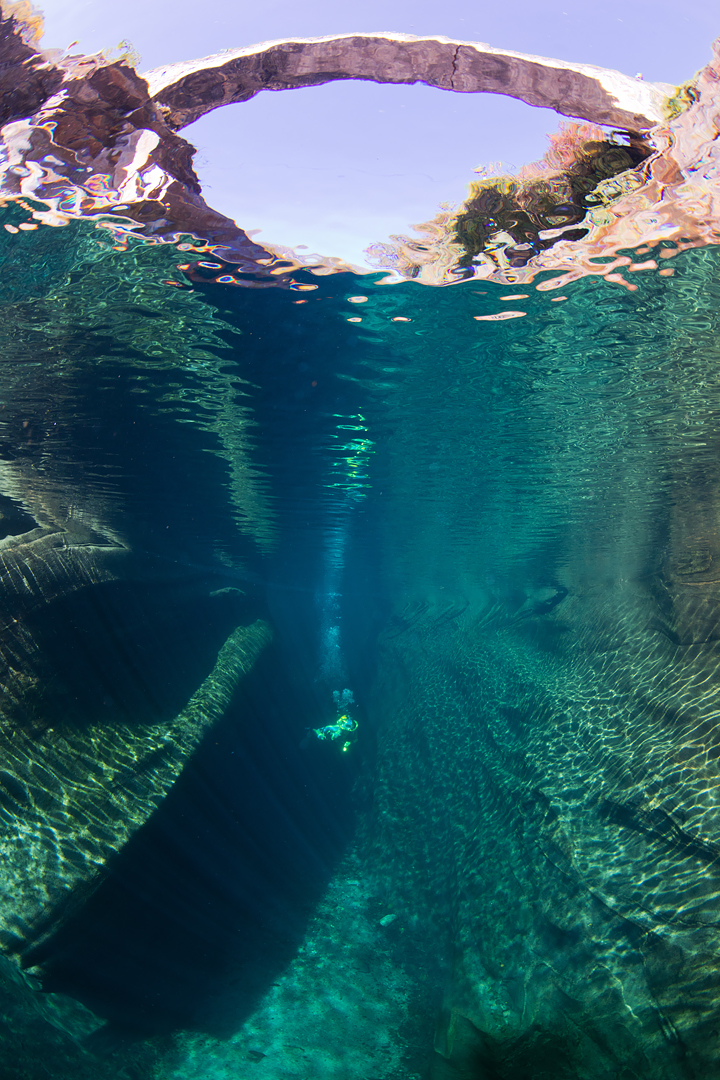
[22, 639, 359, 1042]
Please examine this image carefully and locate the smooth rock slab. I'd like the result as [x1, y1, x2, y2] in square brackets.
[0, 617, 272, 949]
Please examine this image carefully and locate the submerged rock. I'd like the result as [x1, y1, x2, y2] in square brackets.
[362, 570, 720, 1079]
[0, 616, 271, 949]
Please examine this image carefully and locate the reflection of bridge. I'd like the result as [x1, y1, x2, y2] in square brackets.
[143, 32, 673, 132]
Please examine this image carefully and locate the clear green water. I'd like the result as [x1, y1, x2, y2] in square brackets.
[2, 206, 720, 1080]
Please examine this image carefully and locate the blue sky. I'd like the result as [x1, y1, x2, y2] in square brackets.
[38, 0, 718, 268]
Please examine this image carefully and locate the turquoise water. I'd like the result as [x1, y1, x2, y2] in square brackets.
[2, 209, 720, 1078]
[3, 22, 720, 1080]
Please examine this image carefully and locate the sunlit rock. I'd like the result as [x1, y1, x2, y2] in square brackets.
[0, 617, 271, 950]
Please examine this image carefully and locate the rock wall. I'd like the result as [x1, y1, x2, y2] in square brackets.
[364, 570, 720, 1078]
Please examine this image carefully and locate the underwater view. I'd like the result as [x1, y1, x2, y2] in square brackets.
[2, 1, 720, 1077]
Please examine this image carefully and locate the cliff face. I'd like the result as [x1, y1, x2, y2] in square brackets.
[0, 6, 62, 125]
[0, 4, 271, 262]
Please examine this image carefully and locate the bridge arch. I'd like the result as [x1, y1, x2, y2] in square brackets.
[144, 33, 671, 133]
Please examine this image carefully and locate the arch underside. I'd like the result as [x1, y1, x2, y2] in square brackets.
[144, 33, 673, 132]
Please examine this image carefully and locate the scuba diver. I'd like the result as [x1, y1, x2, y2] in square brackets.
[305, 688, 358, 752]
